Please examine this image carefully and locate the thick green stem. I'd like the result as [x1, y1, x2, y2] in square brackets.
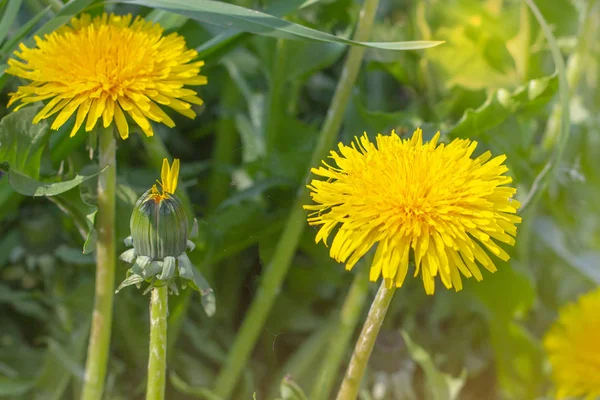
[213, 0, 381, 396]
[310, 267, 370, 400]
[146, 286, 169, 400]
[335, 282, 396, 400]
[81, 125, 116, 400]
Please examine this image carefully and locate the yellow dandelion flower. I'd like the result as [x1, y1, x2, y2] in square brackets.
[6, 13, 207, 139]
[543, 287, 600, 400]
[305, 128, 521, 295]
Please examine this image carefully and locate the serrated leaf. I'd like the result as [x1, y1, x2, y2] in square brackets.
[448, 74, 558, 138]
[119, 0, 442, 50]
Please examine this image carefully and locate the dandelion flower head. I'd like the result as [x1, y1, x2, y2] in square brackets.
[6, 13, 207, 139]
[543, 287, 600, 399]
[305, 128, 521, 294]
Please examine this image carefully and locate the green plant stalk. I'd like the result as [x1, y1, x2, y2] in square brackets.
[335, 282, 396, 400]
[265, 37, 289, 153]
[540, 0, 595, 150]
[81, 125, 116, 400]
[208, 80, 239, 211]
[310, 266, 370, 400]
[146, 286, 169, 400]
[213, 0, 381, 395]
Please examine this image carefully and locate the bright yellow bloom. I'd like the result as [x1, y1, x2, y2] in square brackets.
[543, 287, 600, 400]
[151, 158, 180, 200]
[305, 128, 521, 294]
[6, 13, 206, 139]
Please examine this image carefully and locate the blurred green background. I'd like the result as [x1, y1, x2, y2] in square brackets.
[0, 0, 598, 399]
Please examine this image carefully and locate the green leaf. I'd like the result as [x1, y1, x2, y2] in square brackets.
[0, 378, 35, 396]
[401, 331, 466, 400]
[0, 229, 19, 268]
[0, 166, 104, 197]
[0, 0, 22, 45]
[535, 217, 600, 283]
[33, 327, 89, 400]
[48, 187, 97, 254]
[447, 74, 558, 138]
[0, 105, 50, 179]
[468, 262, 542, 398]
[170, 371, 224, 400]
[285, 41, 346, 80]
[279, 376, 309, 400]
[119, 0, 442, 50]
[32, 0, 96, 38]
[0, 6, 50, 57]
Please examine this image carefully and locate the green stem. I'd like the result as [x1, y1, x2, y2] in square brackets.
[335, 282, 396, 400]
[540, 0, 595, 150]
[213, 0, 381, 396]
[208, 80, 239, 211]
[265, 38, 288, 153]
[81, 125, 116, 400]
[146, 286, 169, 400]
[310, 267, 370, 400]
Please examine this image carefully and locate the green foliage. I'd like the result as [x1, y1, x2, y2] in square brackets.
[0, 0, 598, 399]
[401, 331, 466, 400]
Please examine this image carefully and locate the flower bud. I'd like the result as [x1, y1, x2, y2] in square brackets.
[130, 189, 188, 259]
[117, 159, 215, 315]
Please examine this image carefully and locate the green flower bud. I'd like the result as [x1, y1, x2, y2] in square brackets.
[130, 189, 188, 259]
[117, 158, 215, 316]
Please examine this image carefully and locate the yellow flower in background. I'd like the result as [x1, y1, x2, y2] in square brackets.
[544, 287, 600, 400]
[6, 13, 207, 139]
[305, 128, 521, 294]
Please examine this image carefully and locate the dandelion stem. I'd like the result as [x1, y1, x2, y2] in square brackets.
[82, 125, 116, 400]
[146, 286, 169, 400]
[213, 0, 381, 395]
[310, 266, 371, 400]
[335, 281, 395, 400]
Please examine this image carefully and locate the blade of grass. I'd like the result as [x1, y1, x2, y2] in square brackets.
[119, 0, 442, 51]
[0, 0, 22, 45]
